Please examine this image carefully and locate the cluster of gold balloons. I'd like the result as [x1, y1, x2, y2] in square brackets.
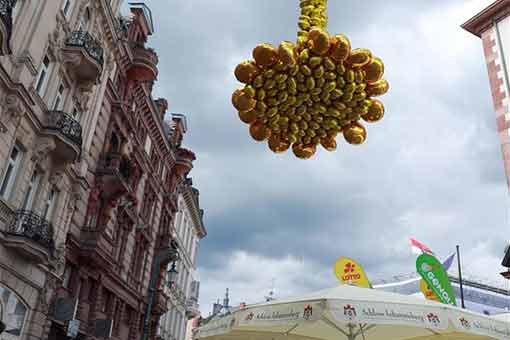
[232, 0, 389, 159]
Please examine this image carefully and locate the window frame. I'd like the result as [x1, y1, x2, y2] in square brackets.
[52, 80, 68, 111]
[21, 168, 42, 211]
[62, 0, 74, 18]
[35, 56, 51, 97]
[42, 186, 58, 222]
[0, 144, 23, 200]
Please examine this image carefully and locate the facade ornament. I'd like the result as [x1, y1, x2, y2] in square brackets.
[51, 242, 66, 277]
[0, 94, 24, 131]
[49, 170, 65, 190]
[30, 137, 56, 163]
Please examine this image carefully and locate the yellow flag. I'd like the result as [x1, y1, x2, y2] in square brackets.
[420, 278, 440, 302]
[334, 257, 372, 288]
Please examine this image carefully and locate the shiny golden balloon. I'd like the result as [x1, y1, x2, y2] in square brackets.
[250, 121, 271, 141]
[343, 122, 367, 145]
[232, 0, 389, 159]
[232, 89, 256, 112]
[292, 143, 317, 159]
[239, 110, 258, 124]
[235, 61, 260, 84]
[253, 44, 279, 67]
[362, 99, 384, 123]
[268, 135, 291, 153]
[320, 136, 337, 151]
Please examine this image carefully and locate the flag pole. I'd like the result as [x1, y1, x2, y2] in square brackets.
[456, 245, 465, 309]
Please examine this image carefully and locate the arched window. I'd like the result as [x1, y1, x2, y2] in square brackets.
[0, 284, 27, 337]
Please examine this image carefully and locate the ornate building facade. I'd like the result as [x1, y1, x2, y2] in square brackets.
[0, 1, 201, 340]
[157, 178, 206, 340]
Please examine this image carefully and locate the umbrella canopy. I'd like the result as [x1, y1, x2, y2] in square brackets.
[196, 285, 510, 340]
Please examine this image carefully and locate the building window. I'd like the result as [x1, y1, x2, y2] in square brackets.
[144, 135, 152, 155]
[42, 187, 58, 222]
[0, 145, 23, 200]
[21, 169, 41, 210]
[52, 81, 67, 110]
[78, 7, 91, 31]
[62, 266, 72, 289]
[35, 56, 51, 96]
[12, 0, 23, 23]
[0, 284, 28, 337]
[62, 0, 74, 17]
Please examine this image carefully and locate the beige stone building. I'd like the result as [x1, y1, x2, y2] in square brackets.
[0, 0, 123, 339]
[157, 178, 206, 340]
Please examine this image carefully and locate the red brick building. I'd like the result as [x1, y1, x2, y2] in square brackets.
[48, 4, 197, 340]
[463, 0, 510, 280]
[463, 0, 510, 190]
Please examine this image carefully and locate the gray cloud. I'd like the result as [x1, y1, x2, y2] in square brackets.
[137, 0, 509, 313]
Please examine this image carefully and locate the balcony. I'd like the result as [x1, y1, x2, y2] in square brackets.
[127, 43, 158, 82]
[62, 31, 104, 85]
[1, 210, 55, 263]
[174, 148, 196, 176]
[96, 152, 134, 199]
[43, 110, 82, 163]
[0, 0, 15, 55]
[185, 298, 200, 319]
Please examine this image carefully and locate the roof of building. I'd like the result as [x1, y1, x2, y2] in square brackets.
[461, 0, 510, 37]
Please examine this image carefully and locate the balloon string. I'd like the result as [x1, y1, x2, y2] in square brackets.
[297, 0, 328, 42]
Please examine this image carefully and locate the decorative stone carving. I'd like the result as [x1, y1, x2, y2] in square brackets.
[0, 94, 24, 132]
[120, 139, 133, 157]
[30, 137, 56, 163]
[51, 242, 66, 277]
[49, 170, 65, 190]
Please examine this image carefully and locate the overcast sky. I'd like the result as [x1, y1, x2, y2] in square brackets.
[131, 0, 510, 315]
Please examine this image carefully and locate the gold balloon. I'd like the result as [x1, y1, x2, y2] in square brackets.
[250, 121, 271, 141]
[292, 143, 317, 159]
[253, 44, 278, 67]
[307, 28, 330, 56]
[268, 135, 291, 153]
[329, 34, 351, 62]
[278, 41, 297, 65]
[320, 136, 337, 151]
[343, 122, 367, 145]
[239, 110, 257, 124]
[366, 79, 390, 97]
[346, 48, 372, 68]
[362, 99, 384, 123]
[235, 61, 260, 84]
[232, 89, 257, 112]
[232, 0, 389, 159]
[363, 57, 384, 84]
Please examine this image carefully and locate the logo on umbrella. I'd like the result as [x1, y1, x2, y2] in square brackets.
[344, 262, 356, 273]
[459, 317, 471, 329]
[303, 305, 313, 320]
[245, 313, 254, 321]
[427, 313, 440, 326]
[343, 305, 357, 320]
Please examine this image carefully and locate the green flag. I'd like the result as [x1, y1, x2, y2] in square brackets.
[416, 253, 456, 306]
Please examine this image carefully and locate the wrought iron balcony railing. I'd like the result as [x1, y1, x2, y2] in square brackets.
[0, 0, 16, 55]
[6, 210, 55, 251]
[46, 110, 83, 148]
[65, 31, 104, 68]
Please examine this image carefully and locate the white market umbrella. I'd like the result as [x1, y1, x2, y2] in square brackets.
[196, 285, 510, 340]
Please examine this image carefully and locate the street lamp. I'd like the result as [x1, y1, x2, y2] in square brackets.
[167, 261, 178, 288]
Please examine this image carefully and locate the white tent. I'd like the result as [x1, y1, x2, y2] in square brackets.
[196, 285, 510, 340]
